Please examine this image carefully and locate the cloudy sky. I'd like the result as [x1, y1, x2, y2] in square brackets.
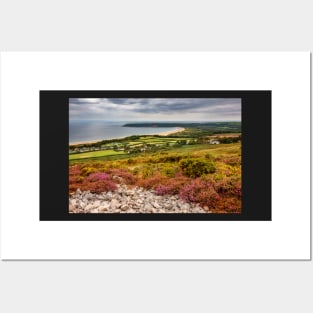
[69, 98, 241, 122]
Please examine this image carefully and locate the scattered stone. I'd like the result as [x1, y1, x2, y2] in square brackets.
[69, 204, 75, 212]
[79, 200, 86, 208]
[101, 201, 110, 208]
[69, 184, 209, 214]
[85, 204, 94, 212]
[152, 202, 160, 209]
[110, 198, 121, 210]
[93, 200, 101, 207]
[181, 203, 190, 211]
[144, 203, 153, 211]
[120, 204, 129, 211]
[98, 206, 108, 212]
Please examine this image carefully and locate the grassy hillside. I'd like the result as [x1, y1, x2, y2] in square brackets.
[69, 141, 242, 213]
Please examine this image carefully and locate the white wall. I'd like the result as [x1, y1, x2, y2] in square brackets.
[0, 1, 312, 313]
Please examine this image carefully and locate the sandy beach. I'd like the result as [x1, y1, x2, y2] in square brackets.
[157, 127, 185, 136]
[69, 127, 186, 146]
[69, 139, 104, 146]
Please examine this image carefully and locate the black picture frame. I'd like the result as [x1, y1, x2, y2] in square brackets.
[40, 90, 271, 221]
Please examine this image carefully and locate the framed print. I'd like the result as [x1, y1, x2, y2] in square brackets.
[40, 90, 271, 221]
[0, 52, 310, 260]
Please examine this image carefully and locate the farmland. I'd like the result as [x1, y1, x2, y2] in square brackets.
[69, 135, 194, 161]
[69, 123, 241, 162]
[69, 149, 125, 160]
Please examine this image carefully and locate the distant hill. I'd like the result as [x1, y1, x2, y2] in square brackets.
[123, 122, 241, 129]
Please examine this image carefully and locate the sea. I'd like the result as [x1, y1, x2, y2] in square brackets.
[69, 120, 180, 144]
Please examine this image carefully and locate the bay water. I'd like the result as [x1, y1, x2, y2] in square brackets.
[69, 120, 180, 144]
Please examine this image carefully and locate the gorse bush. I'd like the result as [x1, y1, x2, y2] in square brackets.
[80, 166, 97, 176]
[179, 158, 216, 178]
[157, 154, 184, 163]
[204, 153, 215, 160]
[160, 163, 180, 177]
[141, 165, 155, 178]
[132, 164, 155, 179]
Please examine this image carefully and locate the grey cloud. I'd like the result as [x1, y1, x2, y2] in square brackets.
[69, 98, 241, 121]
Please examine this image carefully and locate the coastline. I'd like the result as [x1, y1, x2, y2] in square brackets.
[157, 127, 185, 136]
[69, 139, 105, 145]
[69, 127, 185, 146]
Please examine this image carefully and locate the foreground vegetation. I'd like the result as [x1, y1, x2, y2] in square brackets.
[69, 139, 241, 213]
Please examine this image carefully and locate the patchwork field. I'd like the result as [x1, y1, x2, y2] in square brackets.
[69, 149, 125, 160]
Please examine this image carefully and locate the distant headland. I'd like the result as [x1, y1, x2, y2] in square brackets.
[123, 122, 241, 128]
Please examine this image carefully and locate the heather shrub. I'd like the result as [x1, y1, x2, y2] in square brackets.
[218, 197, 241, 213]
[69, 165, 84, 192]
[154, 174, 190, 195]
[80, 180, 117, 193]
[69, 164, 81, 176]
[214, 177, 241, 198]
[85, 172, 110, 182]
[179, 178, 220, 208]
[155, 185, 174, 195]
[73, 171, 117, 193]
[179, 158, 216, 178]
[137, 174, 167, 189]
[106, 168, 137, 185]
[69, 182, 83, 193]
[69, 175, 84, 184]
[223, 156, 241, 166]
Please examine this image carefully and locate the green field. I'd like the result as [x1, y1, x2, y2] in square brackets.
[69, 149, 125, 160]
[69, 143, 241, 164]
[69, 133, 241, 164]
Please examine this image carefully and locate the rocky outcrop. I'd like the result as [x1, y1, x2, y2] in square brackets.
[69, 184, 210, 214]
